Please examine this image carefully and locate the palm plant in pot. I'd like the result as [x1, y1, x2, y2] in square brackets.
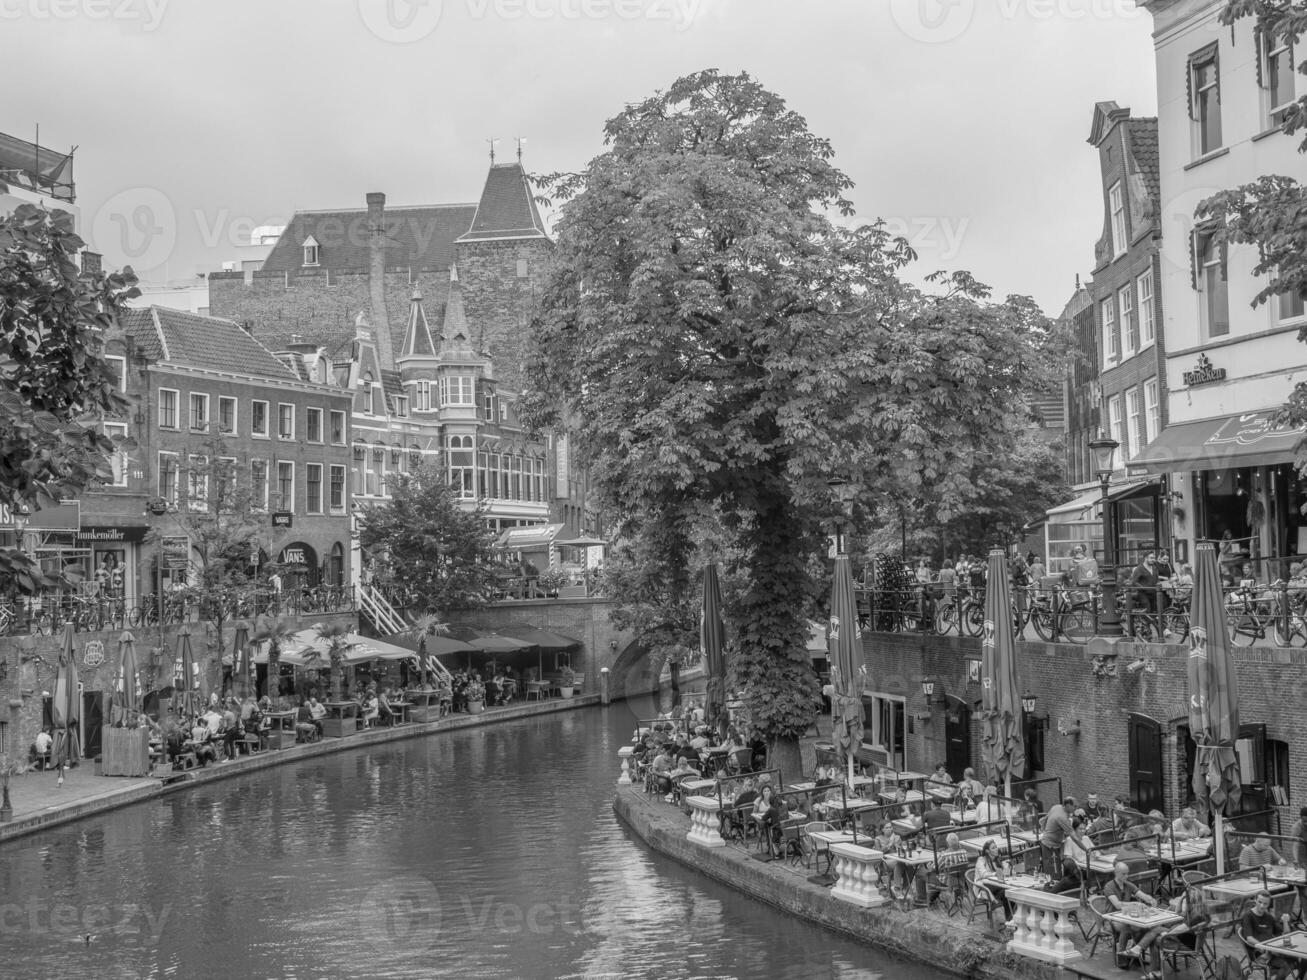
[313, 621, 354, 702]
[252, 614, 298, 701]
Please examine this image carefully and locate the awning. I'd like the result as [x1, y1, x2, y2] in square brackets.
[493, 523, 566, 550]
[254, 630, 420, 666]
[496, 625, 581, 651]
[554, 536, 608, 548]
[1133, 409, 1307, 474]
[1045, 479, 1156, 522]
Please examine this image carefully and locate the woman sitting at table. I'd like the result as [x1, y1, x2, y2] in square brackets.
[975, 839, 1014, 919]
[928, 762, 954, 788]
[295, 699, 317, 742]
[1046, 855, 1083, 895]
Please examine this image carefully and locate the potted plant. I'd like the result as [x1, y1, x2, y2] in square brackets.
[537, 568, 568, 598]
[558, 665, 576, 698]
[465, 677, 486, 714]
[0, 753, 26, 822]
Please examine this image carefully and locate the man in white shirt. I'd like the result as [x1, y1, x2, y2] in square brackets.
[29, 729, 53, 769]
[1171, 806, 1211, 841]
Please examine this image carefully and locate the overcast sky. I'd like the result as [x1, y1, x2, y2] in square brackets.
[5, 0, 1157, 314]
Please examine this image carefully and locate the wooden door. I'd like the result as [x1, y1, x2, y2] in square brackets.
[1128, 713, 1163, 814]
[944, 698, 971, 780]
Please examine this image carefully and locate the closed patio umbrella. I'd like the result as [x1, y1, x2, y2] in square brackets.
[52, 623, 81, 776]
[232, 621, 251, 699]
[112, 630, 139, 727]
[827, 554, 864, 788]
[981, 548, 1025, 796]
[175, 625, 195, 718]
[1189, 541, 1241, 873]
[701, 563, 728, 738]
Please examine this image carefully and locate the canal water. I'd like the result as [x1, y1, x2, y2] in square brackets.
[0, 706, 951, 980]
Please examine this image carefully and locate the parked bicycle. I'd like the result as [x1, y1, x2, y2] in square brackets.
[1027, 585, 1095, 645]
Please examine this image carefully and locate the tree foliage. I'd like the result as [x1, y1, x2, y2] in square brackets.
[524, 71, 1060, 744]
[356, 467, 500, 613]
[1198, 2, 1307, 464]
[0, 204, 138, 593]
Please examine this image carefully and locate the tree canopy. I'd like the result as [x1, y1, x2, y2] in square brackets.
[524, 70, 1061, 746]
[0, 204, 138, 593]
[356, 467, 500, 613]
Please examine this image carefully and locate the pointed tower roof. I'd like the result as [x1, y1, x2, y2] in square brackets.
[440, 273, 473, 354]
[456, 162, 549, 243]
[400, 288, 437, 358]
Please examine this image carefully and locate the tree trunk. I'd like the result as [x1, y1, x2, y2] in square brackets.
[330, 653, 343, 702]
[267, 643, 281, 700]
[767, 734, 806, 785]
[670, 662, 681, 708]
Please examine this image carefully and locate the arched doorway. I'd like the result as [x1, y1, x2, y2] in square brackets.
[328, 542, 345, 587]
[278, 542, 319, 591]
[1128, 713, 1164, 814]
[944, 696, 971, 780]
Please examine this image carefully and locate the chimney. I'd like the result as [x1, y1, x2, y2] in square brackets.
[366, 191, 394, 370]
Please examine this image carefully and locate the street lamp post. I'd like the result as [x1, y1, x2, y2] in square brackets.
[827, 477, 858, 557]
[1087, 434, 1123, 637]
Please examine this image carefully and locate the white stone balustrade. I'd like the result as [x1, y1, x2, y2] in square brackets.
[829, 844, 888, 908]
[1004, 887, 1082, 965]
[685, 795, 727, 848]
[618, 745, 634, 785]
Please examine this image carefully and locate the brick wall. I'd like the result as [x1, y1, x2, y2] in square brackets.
[862, 629, 1303, 825]
[453, 239, 550, 388]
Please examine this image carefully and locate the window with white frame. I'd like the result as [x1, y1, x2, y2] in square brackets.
[105, 355, 127, 391]
[158, 452, 179, 504]
[1189, 45, 1223, 157]
[448, 435, 475, 498]
[863, 693, 906, 769]
[277, 403, 294, 440]
[306, 463, 323, 514]
[251, 400, 269, 437]
[1108, 394, 1126, 462]
[1109, 181, 1127, 256]
[189, 392, 209, 432]
[1195, 229, 1230, 338]
[218, 396, 237, 434]
[1119, 285, 1136, 357]
[306, 407, 322, 443]
[187, 455, 208, 510]
[1126, 388, 1143, 460]
[1102, 298, 1118, 366]
[302, 236, 319, 267]
[1261, 29, 1296, 126]
[158, 388, 178, 429]
[330, 410, 346, 445]
[1137, 269, 1155, 346]
[103, 422, 128, 487]
[276, 461, 294, 512]
[1144, 378, 1160, 445]
[414, 380, 432, 412]
[392, 395, 407, 418]
[251, 460, 268, 510]
[440, 376, 475, 406]
[329, 464, 346, 512]
[1279, 289, 1305, 322]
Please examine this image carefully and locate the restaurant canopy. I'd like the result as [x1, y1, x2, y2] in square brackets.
[1132, 409, 1307, 474]
[255, 630, 419, 666]
[1045, 479, 1155, 521]
[493, 524, 567, 551]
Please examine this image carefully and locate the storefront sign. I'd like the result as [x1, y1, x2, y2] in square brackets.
[271, 511, 293, 528]
[0, 500, 78, 531]
[281, 547, 307, 565]
[83, 640, 105, 668]
[162, 536, 190, 570]
[1183, 353, 1227, 388]
[76, 525, 147, 544]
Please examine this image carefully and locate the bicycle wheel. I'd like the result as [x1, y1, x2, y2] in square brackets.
[1273, 614, 1307, 648]
[961, 603, 985, 637]
[934, 603, 956, 636]
[1130, 612, 1155, 643]
[1030, 604, 1055, 642]
[1227, 611, 1258, 647]
[1060, 606, 1095, 645]
[1161, 609, 1190, 643]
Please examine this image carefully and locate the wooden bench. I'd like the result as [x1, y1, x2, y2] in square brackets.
[238, 736, 262, 756]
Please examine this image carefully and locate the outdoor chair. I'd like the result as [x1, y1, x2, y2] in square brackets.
[799, 821, 832, 870]
[781, 823, 805, 866]
[964, 870, 1003, 931]
[1083, 895, 1115, 956]
[1157, 923, 1216, 980]
[927, 866, 967, 916]
[1235, 926, 1273, 980]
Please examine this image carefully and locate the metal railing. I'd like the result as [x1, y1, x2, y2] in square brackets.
[0, 585, 356, 636]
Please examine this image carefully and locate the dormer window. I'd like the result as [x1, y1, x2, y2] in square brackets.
[302, 235, 320, 267]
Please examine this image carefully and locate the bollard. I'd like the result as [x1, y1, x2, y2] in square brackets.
[600, 667, 610, 705]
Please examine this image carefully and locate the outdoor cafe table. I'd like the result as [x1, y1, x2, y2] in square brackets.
[879, 789, 926, 805]
[882, 848, 936, 905]
[387, 700, 411, 724]
[1203, 875, 1293, 902]
[1256, 929, 1307, 964]
[322, 700, 360, 738]
[961, 833, 1021, 856]
[890, 818, 922, 837]
[1103, 904, 1183, 935]
[264, 710, 296, 750]
[925, 784, 957, 801]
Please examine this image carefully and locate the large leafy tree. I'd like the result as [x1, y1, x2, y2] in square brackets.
[1197, 2, 1307, 462]
[524, 71, 1059, 765]
[356, 467, 499, 614]
[0, 204, 138, 593]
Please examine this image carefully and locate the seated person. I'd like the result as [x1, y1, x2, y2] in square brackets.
[188, 722, 219, 766]
[974, 840, 1014, 918]
[295, 699, 317, 742]
[1103, 860, 1158, 958]
[1136, 887, 1210, 979]
[378, 690, 397, 724]
[1086, 810, 1117, 843]
[1240, 890, 1294, 980]
[1046, 855, 1084, 895]
[922, 798, 952, 831]
[360, 687, 380, 725]
[1240, 835, 1286, 869]
[1170, 806, 1211, 841]
[650, 747, 676, 796]
[1115, 824, 1155, 873]
[308, 697, 326, 736]
[927, 762, 954, 788]
[28, 728, 53, 769]
[955, 767, 985, 803]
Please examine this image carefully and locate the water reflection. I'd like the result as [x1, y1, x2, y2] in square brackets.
[0, 708, 948, 980]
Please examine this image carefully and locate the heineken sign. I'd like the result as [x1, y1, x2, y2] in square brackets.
[1183, 353, 1227, 388]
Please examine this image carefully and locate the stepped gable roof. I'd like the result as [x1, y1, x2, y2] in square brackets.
[456, 162, 549, 243]
[400, 288, 438, 358]
[261, 202, 477, 273]
[119, 307, 299, 382]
